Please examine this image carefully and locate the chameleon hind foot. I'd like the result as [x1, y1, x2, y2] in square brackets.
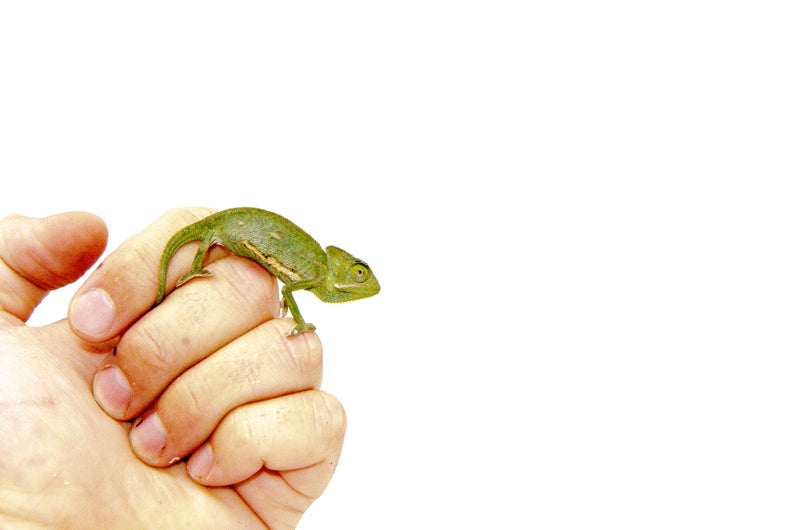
[177, 268, 213, 287]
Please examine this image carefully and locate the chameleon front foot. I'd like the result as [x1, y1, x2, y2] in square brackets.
[177, 268, 213, 287]
[289, 322, 316, 336]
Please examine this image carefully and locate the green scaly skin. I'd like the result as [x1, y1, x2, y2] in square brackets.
[154, 207, 380, 336]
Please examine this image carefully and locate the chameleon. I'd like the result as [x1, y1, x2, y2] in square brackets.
[154, 207, 380, 335]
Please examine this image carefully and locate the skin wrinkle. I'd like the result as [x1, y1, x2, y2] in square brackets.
[172, 375, 208, 422]
[236, 471, 305, 530]
[267, 329, 295, 382]
[241, 365, 262, 407]
[225, 258, 276, 316]
[0, 223, 46, 320]
[283, 332, 321, 388]
[252, 392, 344, 474]
[169, 255, 274, 333]
[0, 259, 33, 320]
[216, 338, 265, 406]
[122, 236, 171, 294]
[262, 324, 319, 395]
[148, 308, 302, 466]
[201, 285, 261, 357]
[277, 462, 324, 504]
[0, 219, 44, 288]
[1, 215, 105, 293]
[268, 396, 344, 502]
[281, 477, 316, 507]
[121, 321, 175, 387]
[230, 325, 319, 404]
[311, 393, 342, 448]
[23, 225, 74, 290]
[281, 332, 305, 375]
[184, 323, 298, 435]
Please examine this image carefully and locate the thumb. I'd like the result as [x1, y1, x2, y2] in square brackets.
[0, 212, 108, 324]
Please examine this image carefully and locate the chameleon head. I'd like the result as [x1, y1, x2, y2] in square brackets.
[311, 245, 380, 303]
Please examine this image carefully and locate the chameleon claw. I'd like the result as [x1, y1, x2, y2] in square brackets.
[177, 269, 213, 287]
[289, 322, 316, 336]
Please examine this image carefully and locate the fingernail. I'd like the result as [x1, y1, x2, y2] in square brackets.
[187, 442, 214, 480]
[70, 288, 116, 339]
[130, 411, 167, 459]
[92, 365, 132, 418]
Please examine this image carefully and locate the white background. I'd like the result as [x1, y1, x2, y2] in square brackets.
[2, 2, 799, 528]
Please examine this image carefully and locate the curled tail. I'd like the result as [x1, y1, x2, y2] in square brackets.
[154, 225, 202, 306]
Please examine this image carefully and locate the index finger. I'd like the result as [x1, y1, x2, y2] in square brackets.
[68, 208, 220, 342]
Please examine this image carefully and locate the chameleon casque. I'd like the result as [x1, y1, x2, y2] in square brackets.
[154, 207, 380, 335]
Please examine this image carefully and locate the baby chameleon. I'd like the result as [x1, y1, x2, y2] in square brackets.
[154, 207, 380, 335]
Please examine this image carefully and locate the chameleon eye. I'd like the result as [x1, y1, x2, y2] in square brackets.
[350, 263, 371, 283]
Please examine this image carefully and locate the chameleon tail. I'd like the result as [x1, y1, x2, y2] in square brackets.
[154, 225, 204, 306]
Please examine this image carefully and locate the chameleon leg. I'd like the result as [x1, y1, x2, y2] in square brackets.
[240, 239, 320, 335]
[279, 297, 288, 318]
[281, 280, 318, 335]
[177, 235, 217, 286]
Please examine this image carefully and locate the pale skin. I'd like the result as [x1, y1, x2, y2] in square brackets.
[0, 208, 345, 528]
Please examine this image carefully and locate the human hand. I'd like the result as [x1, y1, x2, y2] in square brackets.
[0, 209, 345, 528]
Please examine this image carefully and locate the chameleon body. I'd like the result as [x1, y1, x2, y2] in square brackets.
[155, 207, 380, 335]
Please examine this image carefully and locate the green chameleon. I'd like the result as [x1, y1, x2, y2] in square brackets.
[154, 207, 380, 335]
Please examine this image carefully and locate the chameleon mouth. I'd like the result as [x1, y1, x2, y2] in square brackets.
[328, 282, 380, 301]
[335, 282, 380, 294]
[336, 280, 377, 289]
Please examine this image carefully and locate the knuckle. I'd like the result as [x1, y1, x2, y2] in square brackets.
[309, 391, 347, 443]
[249, 322, 324, 389]
[127, 239, 163, 290]
[222, 350, 264, 403]
[167, 375, 208, 420]
[280, 329, 323, 386]
[119, 321, 174, 375]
